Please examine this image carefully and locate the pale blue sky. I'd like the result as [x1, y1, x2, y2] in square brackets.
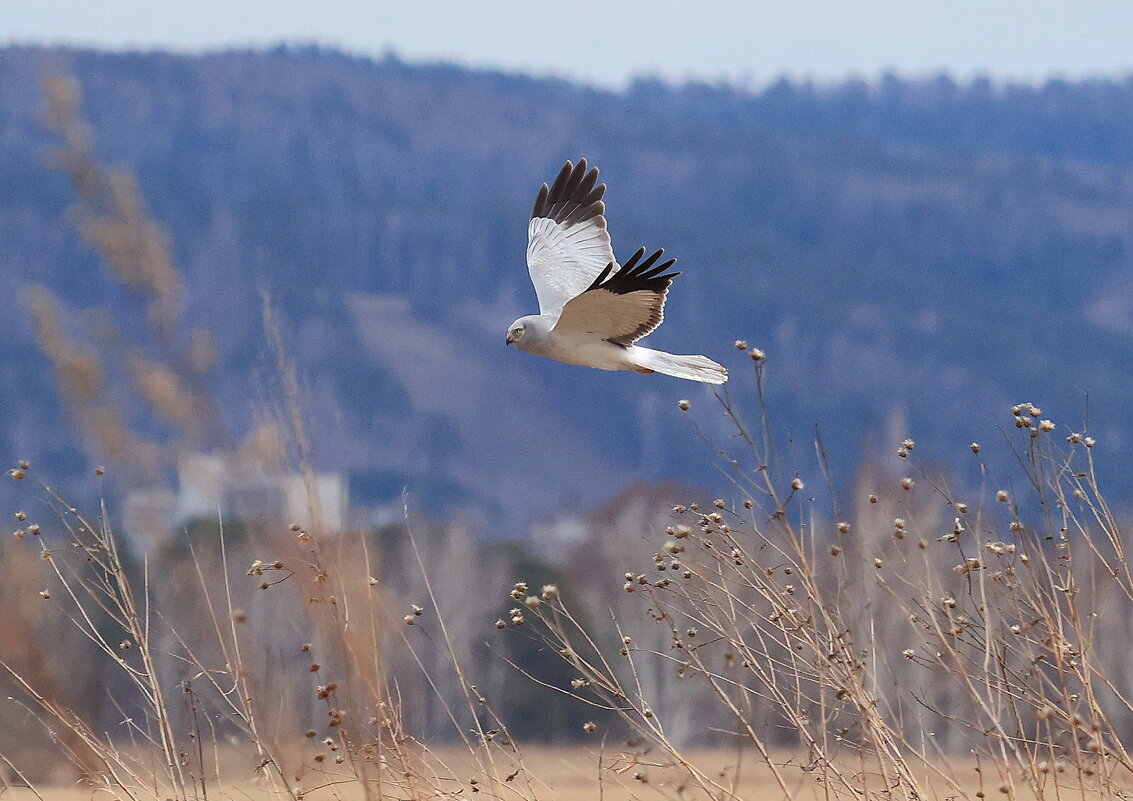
[5, 0, 1133, 87]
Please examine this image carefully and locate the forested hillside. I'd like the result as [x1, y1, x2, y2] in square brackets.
[3, 46, 1133, 527]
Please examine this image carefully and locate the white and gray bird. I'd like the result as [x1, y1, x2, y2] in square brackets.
[505, 159, 727, 384]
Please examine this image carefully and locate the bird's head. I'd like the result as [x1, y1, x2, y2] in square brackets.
[505, 319, 527, 346]
[505, 315, 546, 349]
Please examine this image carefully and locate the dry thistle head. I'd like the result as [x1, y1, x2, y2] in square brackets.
[582, 721, 597, 733]
[901, 477, 914, 490]
[734, 339, 748, 350]
[996, 490, 1009, 503]
[749, 348, 765, 361]
[970, 442, 980, 453]
[677, 399, 691, 411]
[791, 477, 804, 491]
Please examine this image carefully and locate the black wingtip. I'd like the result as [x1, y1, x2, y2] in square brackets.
[587, 248, 679, 295]
[532, 159, 607, 224]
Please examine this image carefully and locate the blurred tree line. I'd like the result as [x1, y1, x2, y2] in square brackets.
[1, 47, 1133, 527]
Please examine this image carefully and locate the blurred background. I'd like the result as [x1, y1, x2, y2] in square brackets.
[3, 0, 1133, 758]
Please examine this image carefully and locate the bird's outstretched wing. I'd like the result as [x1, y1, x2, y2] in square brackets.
[527, 159, 615, 319]
[553, 247, 678, 346]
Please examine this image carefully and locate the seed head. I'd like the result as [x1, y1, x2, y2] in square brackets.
[901, 477, 914, 490]
[734, 340, 748, 350]
[902, 439, 915, 450]
[14, 511, 25, 522]
[677, 399, 691, 411]
[868, 494, 878, 504]
[95, 465, 105, 476]
[1084, 436, 1096, 447]
[1039, 419, 1054, 431]
[582, 721, 597, 733]
[970, 443, 980, 453]
[902, 648, 915, 660]
[996, 490, 1009, 503]
[749, 348, 765, 361]
[836, 521, 850, 534]
[495, 618, 507, 629]
[541, 584, 558, 600]
[1067, 432, 1081, 444]
[791, 477, 804, 491]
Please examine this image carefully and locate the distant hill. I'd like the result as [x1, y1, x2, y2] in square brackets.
[3, 45, 1133, 528]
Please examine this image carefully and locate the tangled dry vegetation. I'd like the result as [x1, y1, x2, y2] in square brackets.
[4, 352, 1133, 801]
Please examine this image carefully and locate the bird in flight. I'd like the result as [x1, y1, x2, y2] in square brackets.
[506, 159, 727, 384]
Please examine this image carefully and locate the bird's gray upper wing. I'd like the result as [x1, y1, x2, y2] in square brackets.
[526, 159, 615, 320]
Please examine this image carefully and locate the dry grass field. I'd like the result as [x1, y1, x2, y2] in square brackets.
[6, 395, 1133, 800]
[0, 746, 1055, 800]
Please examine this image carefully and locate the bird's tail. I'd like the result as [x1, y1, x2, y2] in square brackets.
[631, 347, 728, 384]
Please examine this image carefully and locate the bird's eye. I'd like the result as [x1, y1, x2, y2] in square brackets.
[512, 328, 522, 337]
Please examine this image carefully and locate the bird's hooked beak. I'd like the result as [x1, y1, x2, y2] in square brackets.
[505, 330, 516, 346]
